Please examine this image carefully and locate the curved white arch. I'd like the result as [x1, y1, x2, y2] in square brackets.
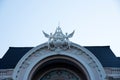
[25, 53, 93, 80]
[13, 42, 106, 80]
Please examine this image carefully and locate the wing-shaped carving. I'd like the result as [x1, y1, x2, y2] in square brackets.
[67, 30, 75, 38]
[42, 31, 50, 38]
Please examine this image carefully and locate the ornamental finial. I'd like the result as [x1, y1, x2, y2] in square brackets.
[58, 21, 60, 27]
[43, 26, 75, 50]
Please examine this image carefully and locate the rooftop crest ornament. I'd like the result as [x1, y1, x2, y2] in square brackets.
[43, 26, 75, 50]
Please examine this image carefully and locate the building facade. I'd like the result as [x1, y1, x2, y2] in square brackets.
[0, 27, 120, 80]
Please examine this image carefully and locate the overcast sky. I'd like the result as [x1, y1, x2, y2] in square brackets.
[0, 0, 120, 58]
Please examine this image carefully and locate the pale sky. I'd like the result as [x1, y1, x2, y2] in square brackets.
[0, 0, 120, 58]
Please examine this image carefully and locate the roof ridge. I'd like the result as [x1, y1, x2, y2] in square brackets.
[9, 47, 34, 48]
[84, 46, 110, 47]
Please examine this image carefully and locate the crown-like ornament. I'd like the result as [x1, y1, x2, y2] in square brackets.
[43, 26, 75, 50]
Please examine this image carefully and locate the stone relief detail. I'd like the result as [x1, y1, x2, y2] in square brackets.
[14, 46, 105, 80]
[22, 62, 30, 69]
[13, 34, 106, 80]
[40, 69, 79, 80]
[43, 27, 75, 50]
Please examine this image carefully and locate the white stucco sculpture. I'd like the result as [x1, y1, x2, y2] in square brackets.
[43, 26, 75, 50]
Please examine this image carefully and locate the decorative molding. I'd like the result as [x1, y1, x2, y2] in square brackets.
[104, 67, 120, 79]
[0, 69, 13, 80]
[12, 42, 106, 80]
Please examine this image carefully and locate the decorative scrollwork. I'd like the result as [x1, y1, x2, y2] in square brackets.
[43, 26, 75, 50]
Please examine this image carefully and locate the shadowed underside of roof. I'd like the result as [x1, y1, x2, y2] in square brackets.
[0, 46, 120, 69]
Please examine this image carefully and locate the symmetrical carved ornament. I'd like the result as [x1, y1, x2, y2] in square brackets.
[43, 27, 74, 50]
[13, 27, 106, 80]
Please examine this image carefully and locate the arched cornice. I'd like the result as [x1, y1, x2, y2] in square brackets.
[13, 42, 106, 80]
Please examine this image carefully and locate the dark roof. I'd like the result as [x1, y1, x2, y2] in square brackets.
[0, 46, 120, 69]
[0, 47, 33, 69]
[85, 46, 120, 67]
[117, 57, 120, 61]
